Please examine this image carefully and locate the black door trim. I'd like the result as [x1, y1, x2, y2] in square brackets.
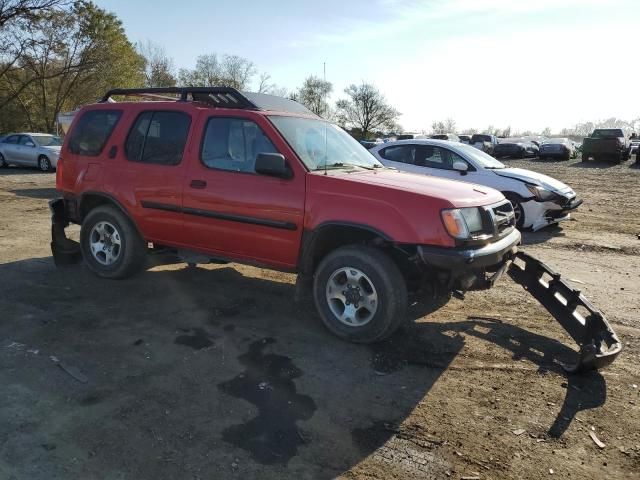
[140, 201, 297, 231]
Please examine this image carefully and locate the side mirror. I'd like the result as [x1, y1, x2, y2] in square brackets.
[452, 160, 469, 173]
[25, 142, 36, 148]
[255, 153, 291, 179]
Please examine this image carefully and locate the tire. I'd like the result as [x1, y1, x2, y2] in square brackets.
[504, 194, 525, 229]
[313, 245, 408, 344]
[80, 205, 146, 279]
[581, 153, 589, 162]
[0, 152, 7, 168]
[38, 155, 51, 172]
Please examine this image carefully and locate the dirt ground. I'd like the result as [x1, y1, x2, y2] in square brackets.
[1, 157, 639, 480]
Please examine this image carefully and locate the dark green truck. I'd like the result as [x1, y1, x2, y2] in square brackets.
[581, 128, 629, 163]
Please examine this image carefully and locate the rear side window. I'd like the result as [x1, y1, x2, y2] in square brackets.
[125, 111, 191, 165]
[68, 110, 122, 156]
[5, 135, 19, 144]
[201, 117, 278, 173]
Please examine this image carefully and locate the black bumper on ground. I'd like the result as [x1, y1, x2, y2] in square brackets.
[49, 198, 82, 266]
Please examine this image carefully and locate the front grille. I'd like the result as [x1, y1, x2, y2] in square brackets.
[485, 200, 516, 237]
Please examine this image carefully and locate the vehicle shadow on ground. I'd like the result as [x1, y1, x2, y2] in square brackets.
[0, 257, 607, 478]
[9, 187, 59, 199]
[0, 166, 50, 175]
[568, 161, 617, 169]
[520, 225, 566, 245]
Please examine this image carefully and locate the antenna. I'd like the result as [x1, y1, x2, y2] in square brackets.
[323, 61, 328, 176]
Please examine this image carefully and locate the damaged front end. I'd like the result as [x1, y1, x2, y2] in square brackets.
[508, 251, 622, 372]
[49, 198, 82, 266]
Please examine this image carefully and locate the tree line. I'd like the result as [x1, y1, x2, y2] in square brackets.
[0, 0, 403, 139]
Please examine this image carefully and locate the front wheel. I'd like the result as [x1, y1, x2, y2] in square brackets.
[313, 246, 407, 343]
[38, 155, 51, 172]
[504, 194, 525, 229]
[80, 205, 147, 279]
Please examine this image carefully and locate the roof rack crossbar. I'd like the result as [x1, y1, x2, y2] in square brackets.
[100, 87, 258, 109]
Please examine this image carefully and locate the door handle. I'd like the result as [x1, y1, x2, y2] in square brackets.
[108, 145, 117, 159]
[190, 179, 207, 189]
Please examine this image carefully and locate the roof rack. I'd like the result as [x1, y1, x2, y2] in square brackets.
[100, 87, 258, 110]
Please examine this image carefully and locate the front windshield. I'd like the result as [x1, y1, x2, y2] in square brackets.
[32, 135, 62, 147]
[457, 143, 506, 169]
[269, 116, 383, 171]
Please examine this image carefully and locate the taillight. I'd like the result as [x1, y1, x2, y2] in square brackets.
[55, 156, 64, 188]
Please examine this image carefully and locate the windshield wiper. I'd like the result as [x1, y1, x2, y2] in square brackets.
[315, 163, 374, 171]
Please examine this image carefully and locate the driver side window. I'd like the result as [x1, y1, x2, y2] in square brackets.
[201, 117, 279, 173]
[420, 146, 468, 170]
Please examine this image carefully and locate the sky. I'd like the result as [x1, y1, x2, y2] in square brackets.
[96, 0, 640, 133]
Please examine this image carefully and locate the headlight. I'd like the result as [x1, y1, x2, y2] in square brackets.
[441, 207, 485, 239]
[526, 184, 558, 201]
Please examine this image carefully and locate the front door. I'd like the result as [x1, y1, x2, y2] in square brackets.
[182, 113, 306, 270]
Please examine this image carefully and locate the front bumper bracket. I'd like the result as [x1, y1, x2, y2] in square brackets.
[508, 251, 622, 372]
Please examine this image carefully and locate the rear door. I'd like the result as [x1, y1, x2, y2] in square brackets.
[181, 112, 306, 269]
[110, 106, 192, 246]
[1, 135, 21, 163]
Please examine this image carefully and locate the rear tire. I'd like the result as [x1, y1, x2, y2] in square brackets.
[38, 155, 51, 172]
[313, 245, 407, 343]
[80, 205, 146, 279]
[0, 152, 7, 168]
[581, 153, 589, 162]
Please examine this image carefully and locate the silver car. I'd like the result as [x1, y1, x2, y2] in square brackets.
[0, 133, 62, 171]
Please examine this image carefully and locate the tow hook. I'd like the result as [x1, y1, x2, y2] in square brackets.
[508, 251, 622, 372]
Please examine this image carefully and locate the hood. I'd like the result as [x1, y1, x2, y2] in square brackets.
[495, 167, 571, 193]
[312, 168, 505, 208]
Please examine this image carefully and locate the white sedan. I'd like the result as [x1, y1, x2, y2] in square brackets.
[370, 139, 582, 231]
[0, 133, 62, 171]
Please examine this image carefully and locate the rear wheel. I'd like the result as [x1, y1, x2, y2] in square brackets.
[581, 153, 589, 162]
[313, 245, 407, 343]
[80, 205, 146, 279]
[0, 152, 7, 168]
[38, 155, 51, 172]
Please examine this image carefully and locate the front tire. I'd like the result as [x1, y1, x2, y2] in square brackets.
[80, 205, 146, 279]
[38, 155, 51, 172]
[504, 194, 525, 229]
[313, 246, 407, 343]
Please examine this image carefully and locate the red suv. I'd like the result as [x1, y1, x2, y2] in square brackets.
[49, 88, 620, 366]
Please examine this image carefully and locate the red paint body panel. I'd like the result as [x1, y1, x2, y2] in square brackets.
[58, 101, 506, 271]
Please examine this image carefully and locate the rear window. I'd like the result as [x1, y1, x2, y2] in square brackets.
[593, 129, 624, 139]
[68, 110, 122, 156]
[125, 111, 191, 165]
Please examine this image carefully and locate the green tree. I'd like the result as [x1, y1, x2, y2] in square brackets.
[1, 1, 144, 132]
[178, 53, 256, 90]
[137, 40, 176, 88]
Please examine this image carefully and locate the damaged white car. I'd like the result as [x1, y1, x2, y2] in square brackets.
[370, 139, 582, 231]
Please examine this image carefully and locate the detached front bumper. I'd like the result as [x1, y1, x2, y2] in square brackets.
[49, 198, 81, 265]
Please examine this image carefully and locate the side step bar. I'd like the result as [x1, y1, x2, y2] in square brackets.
[508, 251, 622, 372]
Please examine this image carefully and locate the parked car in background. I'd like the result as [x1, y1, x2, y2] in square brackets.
[458, 134, 471, 144]
[470, 133, 499, 156]
[370, 139, 582, 231]
[494, 138, 538, 159]
[0, 133, 62, 171]
[430, 133, 460, 142]
[360, 140, 379, 149]
[581, 128, 628, 163]
[539, 138, 576, 160]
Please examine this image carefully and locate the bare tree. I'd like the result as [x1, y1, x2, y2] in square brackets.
[297, 75, 332, 117]
[178, 53, 256, 90]
[0, 0, 66, 26]
[257, 72, 271, 93]
[335, 83, 400, 139]
[431, 118, 456, 134]
[137, 40, 175, 87]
